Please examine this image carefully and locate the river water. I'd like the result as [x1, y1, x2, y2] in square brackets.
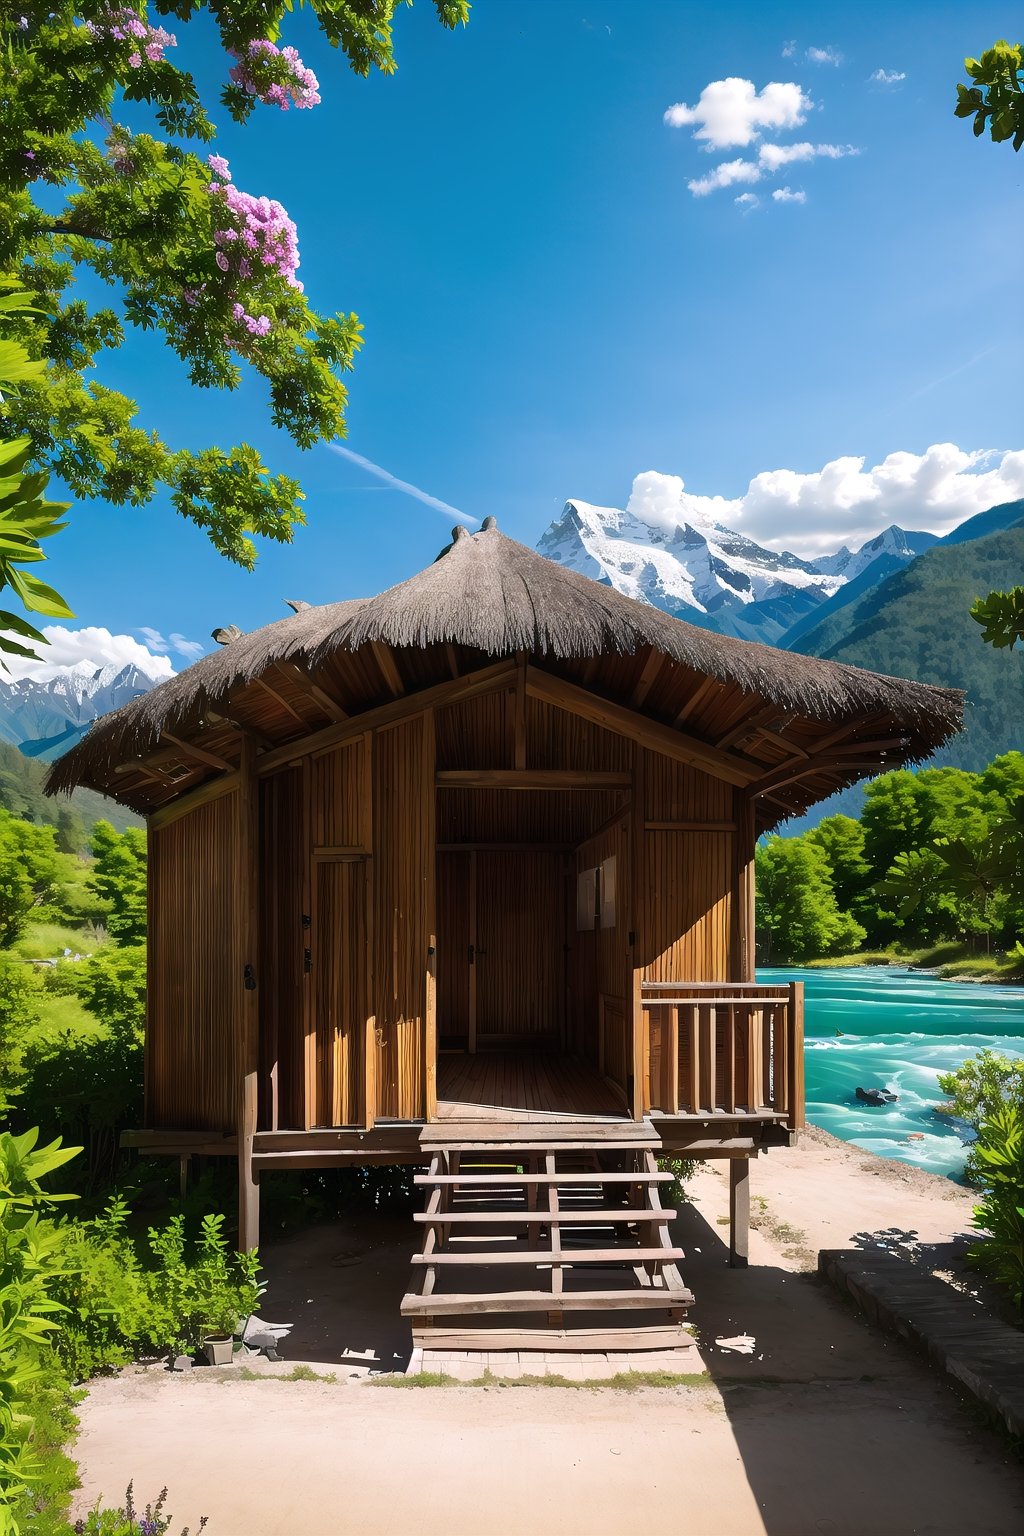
[757, 965, 1024, 1180]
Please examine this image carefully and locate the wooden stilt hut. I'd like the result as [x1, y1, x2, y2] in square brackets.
[47, 519, 962, 1348]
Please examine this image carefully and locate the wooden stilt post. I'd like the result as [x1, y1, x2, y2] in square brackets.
[729, 1158, 750, 1269]
[237, 737, 260, 1253]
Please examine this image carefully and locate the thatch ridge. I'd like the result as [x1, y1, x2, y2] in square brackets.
[45, 520, 962, 798]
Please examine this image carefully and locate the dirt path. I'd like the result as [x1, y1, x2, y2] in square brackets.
[73, 1135, 1024, 1536]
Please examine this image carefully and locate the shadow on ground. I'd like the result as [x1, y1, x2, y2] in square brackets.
[257, 1212, 415, 1372]
[671, 1190, 1022, 1535]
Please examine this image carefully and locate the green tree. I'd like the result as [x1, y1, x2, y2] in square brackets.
[755, 835, 865, 963]
[0, 961, 39, 1116]
[955, 43, 1024, 647]
[87, 821, 146, 943]
[53, 807, 84, 857]
[955, 40, 1024, 150]
[0, 810, 62, 948]
[807, 814, 870, 918]
[0, 1, 469, 648]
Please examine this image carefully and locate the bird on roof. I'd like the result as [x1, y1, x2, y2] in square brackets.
[211, 624, 244, 646]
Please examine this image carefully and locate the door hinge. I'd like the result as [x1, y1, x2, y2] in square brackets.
[243, 963, 257, 991]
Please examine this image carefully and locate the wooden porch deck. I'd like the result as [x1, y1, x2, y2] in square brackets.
[436, 1051, 628, 1122]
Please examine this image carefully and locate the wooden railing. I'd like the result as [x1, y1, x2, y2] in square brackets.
[641, 981, 804, 1129]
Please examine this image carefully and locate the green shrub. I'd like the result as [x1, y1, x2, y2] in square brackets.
[937, 1049, 1024, 1183]
[969, 1103, 1024, 1314]
[51, 1204, 263, 1376]
[0, 1127, 82, 1535]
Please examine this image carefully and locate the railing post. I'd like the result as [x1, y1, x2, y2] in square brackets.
[787, 981, 805, 1131]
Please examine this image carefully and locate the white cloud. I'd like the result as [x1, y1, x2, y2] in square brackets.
[734, 192, 760, 209]
[806, 45, 842, 65]
[622, 446, 1024, 558]
[772, 186, 807, 203]
[136, 626, 205, 661]
[326, 444, 477, 526]
[170, 633, 206, 660]
[688, 158, 762, 196]
[871, 68, 906, 85]
[691, 141, 857, 198]
[0, 625, 177, 684]
[664, 78, 811, 149]
[781, 40, 796, 59]
[758, 140, 857, 170]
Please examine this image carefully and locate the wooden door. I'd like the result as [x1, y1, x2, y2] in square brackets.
[436, 851, 473, 1049]
[314, 858, 366, 1126]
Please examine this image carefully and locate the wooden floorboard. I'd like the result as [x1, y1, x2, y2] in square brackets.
[436, 1049, 628, 1122]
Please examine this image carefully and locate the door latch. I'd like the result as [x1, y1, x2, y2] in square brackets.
[243, 964, 257, 991]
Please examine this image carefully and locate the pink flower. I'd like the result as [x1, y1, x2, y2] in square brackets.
[208, 155, 231, 182]
[215, 252, 229, 272]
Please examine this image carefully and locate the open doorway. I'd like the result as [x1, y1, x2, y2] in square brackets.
[433, 788, 631, 1121]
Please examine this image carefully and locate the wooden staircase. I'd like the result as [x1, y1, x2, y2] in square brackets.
[401, 1119, 694, 1353]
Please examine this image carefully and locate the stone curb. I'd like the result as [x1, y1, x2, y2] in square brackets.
[819, 1248, 1024, 1441]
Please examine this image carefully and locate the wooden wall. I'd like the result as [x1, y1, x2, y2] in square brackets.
[634, 750, 736, 983]
[148, 792, 240, 1131]
[147, 675, 753, 1135]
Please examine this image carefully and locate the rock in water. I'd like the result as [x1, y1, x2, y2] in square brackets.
[856, 1086, 899, 1106]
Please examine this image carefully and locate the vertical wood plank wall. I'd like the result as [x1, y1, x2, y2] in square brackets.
[148, 794, 240, 1131]
[372, 716, 431, 1120]
[149, 681, 753, 1133]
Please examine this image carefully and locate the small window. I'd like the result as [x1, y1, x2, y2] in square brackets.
[599, 855, 616, 929]
[576, 867, 598, 931]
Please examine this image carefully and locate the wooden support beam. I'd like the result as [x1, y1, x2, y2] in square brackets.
[715, 702, 780, 751]
[645, 820, 736, 832]
[729, 1159, 750, 1269]
[445, 644, 460, 679]
[252, 673, 307, 727]
[630, 648, 664, 709]
[161, 730, 234, 774]
[526, 667, 757, 787]
[205, 710, 275, 750]
[148, 770, 240, 831]
[513, 653, 527, 771]
[751, 756, 883, 800]
[256, 661, 517, 777]
[436, 769, 632, 790]
[673, 675, 717, 726]
[575, 800, 630, 850]
[370, 640, 404, 697]
[275, 661, 348, 723]
[236, 737, 260, 1253]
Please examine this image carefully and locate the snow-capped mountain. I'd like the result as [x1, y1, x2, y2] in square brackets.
[537, 499, 936, 645]
[0, 662, 159, 761]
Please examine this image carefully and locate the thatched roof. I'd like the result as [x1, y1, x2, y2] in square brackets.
[46, 518, 963, 810]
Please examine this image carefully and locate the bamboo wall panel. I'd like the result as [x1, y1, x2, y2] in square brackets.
[436, 691, 511, 770]
[436, 852, 471, 1044]
[373, 718, 430, 1119]
[314, 860, 365, 1126]
[258, 769, 306, 1130]
[475, 850, 565, 1039]
[642, 751, 733, 823]
[438, 787, 622, 845]
[638, 828, 733, 981]
[148, 795, 239, 1131]
[526, 697, 632, 771]
[312, 737, 369, 849]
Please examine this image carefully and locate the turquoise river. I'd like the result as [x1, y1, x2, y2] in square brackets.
[757, 966, 1024, 1181]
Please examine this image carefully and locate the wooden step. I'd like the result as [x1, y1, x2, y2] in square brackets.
[401, 1288, 695, 1316]
[419, 1120, 656, 1146]
[410, 1325, 696, 1352]
[415, 1170, 673, 1186]
[412, 1246, 684, 1266]
[414, 1208, 675, 1225]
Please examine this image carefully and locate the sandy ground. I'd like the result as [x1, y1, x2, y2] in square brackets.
[73, 1133, 1024, 1536]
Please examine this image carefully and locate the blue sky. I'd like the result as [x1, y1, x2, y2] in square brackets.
[30, 1, 1024, 670]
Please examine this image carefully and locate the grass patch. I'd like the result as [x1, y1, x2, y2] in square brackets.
[234, 1364, 338, 1383]
[370, 1368, 709, 1391]
[25, 989, 102, 1047]
[10, 919, 105, 962]
[802, 951, 900, 969]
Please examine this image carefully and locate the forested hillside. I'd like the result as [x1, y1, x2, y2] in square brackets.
[793, 524, 1024, 772]
[0, 740, 140, 833]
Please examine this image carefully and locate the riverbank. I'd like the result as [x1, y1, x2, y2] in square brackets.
[801, 943, 1024, 984]
[71, 1130, 1024, 1536]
